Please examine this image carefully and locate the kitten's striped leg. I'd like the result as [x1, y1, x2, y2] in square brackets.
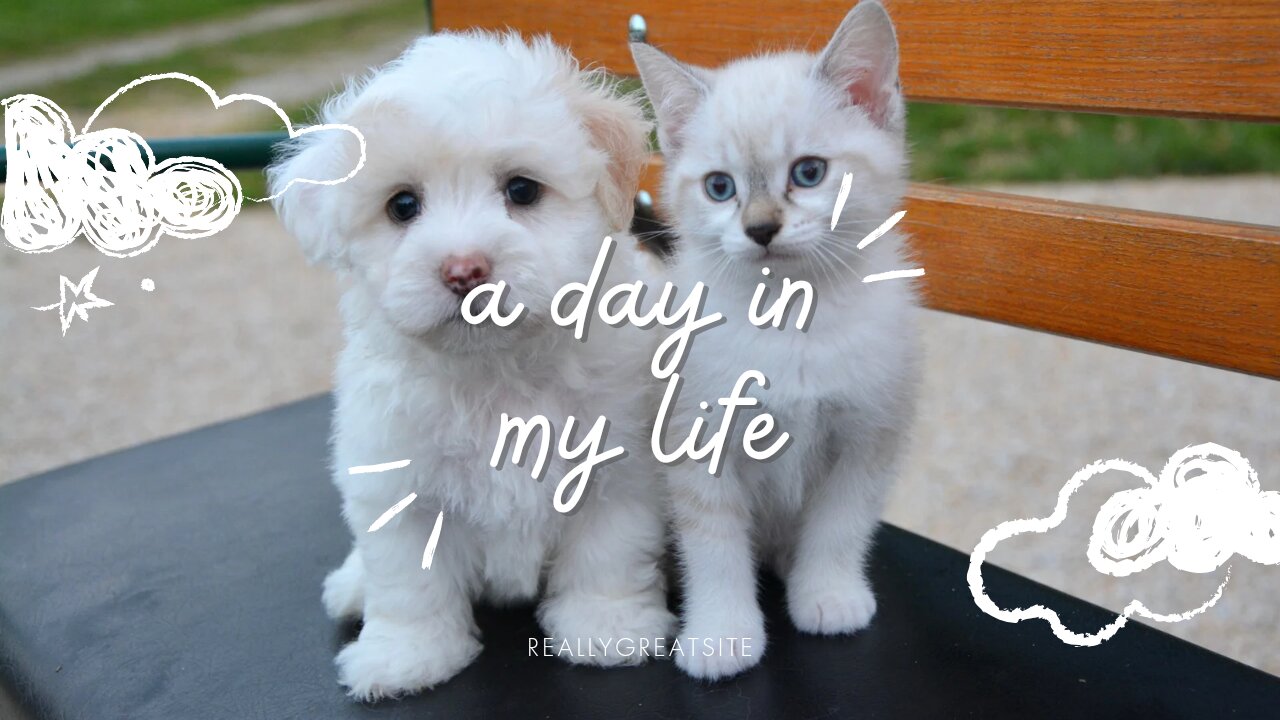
[670, 464, 767, 680]
[786, 440, 896, 635]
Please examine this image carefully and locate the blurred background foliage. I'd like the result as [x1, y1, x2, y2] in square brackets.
[3, 0, 1279, 193]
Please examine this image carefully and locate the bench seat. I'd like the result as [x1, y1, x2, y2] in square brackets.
[1, 396, 1276, 718]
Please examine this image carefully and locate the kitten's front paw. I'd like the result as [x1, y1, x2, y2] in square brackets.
[336, 620, 481, 702]
[786, 574, 877, 635]
[674, 611, 766, 681]
[538, 592, 676, 667]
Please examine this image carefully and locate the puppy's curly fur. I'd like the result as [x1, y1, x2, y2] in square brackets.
[270, 32, 673, 701]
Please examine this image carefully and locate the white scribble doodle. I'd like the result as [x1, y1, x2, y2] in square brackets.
[31, 266, 113, 336]
[2, 73, 366, 257]
[3, 95, 239, 257]
[968, 442, 1279, 646]
[348, 459, 444, 570]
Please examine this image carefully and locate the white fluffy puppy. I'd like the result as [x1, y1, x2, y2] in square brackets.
[269, 32, 673, 700]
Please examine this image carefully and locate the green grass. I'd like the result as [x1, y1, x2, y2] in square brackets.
[613, 76, 1280, 183]
[0, 0, 309, 65]
[907, 103, 1280, 183]
[10, 3, 1279, 186]
[237, 169, 271, 200]
[26, 0, 423, 114]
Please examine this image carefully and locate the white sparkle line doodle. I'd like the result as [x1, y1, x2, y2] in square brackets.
[422, 511, 445, 569]
[863, 268, 925, 283]
[368, 493, 417, 533]
[351, 459, 444, 571]
[829, 176, 920, 281]
[857, 209, 907, 250]
[31, 266, 114, 336]
[830, 171, 854, 230]
[348, 458, 412, 475]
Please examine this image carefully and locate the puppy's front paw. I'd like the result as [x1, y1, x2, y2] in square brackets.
[336, 620, 481, 702]
[674, 610, 766, 681]
[322, 553, 364, 620]
[538, 592, 676, 667]
[786, 573, 877, 635]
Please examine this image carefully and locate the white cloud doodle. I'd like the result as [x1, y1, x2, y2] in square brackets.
[968, 442, 1279, 646]
[2, 72, 365, 258]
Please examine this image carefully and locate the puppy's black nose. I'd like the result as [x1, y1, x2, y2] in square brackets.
[745, 222, 781, 246]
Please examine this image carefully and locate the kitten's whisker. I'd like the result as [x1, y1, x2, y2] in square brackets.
[685, 246, 734, 266]
[707, 253, 735, 289]
[816, 244, 841, 285]
[630, 230, 674, 241]
[678, 242, 728, 261]
[818, 234, 872, 265]
[815, 233, 872, 281]
[817, 242, 862, 282]
[820, 252, 840, 286]
[802, 252, 825, 286]
[813, 241, 861, 284]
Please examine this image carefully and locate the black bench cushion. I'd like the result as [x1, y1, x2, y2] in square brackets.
[1, 396, 1276, 719]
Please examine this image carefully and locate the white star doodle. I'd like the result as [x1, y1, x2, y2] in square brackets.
[31, 266, 114, 336]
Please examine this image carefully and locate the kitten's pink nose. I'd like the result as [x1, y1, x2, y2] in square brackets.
[440, 252, 492, 297]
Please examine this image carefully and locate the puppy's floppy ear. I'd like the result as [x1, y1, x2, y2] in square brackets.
[630, 42, 708, 156]
[267, 128, 358, 268]
[815, 0, 904, 132]
[574, 81, 652, 232]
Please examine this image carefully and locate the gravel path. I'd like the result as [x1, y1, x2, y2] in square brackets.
[97, 34, 424, 138]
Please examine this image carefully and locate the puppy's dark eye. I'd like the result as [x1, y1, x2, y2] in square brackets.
[386, 190, 421, 224]
[704, 172, 736, 202]
[506, 176, 541, 206]
[790, 157, 827, 188]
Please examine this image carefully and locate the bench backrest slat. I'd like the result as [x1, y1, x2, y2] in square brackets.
[438, 0, 1280, 379]
[906, 184, 1280, 378]
[636, 160, 1280, 378]
[437, 0, 1280, 121]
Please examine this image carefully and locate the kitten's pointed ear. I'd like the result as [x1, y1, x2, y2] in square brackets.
[816, 1, 903, 131]
[630, 42, 708, 156]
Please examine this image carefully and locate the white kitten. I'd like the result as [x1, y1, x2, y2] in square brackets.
[270, 32, 673, 700]
[632, 1, 920, 680]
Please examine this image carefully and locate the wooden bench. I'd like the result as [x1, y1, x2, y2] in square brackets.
[3, 397, 1279, 718]
[2, 2, 1279, 718]
[439, 0, 1280, 379]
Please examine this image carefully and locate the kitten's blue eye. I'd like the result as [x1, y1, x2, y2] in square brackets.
[704, 172, 736, 202]
[790, 157, 827, 188]
[506, 176, 541, 206]
[386, 190, 421, 223]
